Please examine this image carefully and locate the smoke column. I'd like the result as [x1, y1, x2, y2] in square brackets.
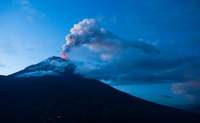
[61, 18, 159, 60]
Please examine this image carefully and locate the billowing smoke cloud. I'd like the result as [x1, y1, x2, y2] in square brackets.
[61, 18, 158, 60]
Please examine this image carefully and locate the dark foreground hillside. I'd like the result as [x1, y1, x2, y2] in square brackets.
[0, 75, 199, 123]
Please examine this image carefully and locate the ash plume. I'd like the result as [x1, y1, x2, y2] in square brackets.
[61, 18, 159, 60]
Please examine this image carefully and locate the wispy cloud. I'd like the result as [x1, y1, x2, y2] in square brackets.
[16, 0, 45, 22]
[20, 0, 30, 5]
[0, 62, 6, 68]
[172, 81, 200, 103]
[160, 95, 174, 99]
[0, 39, 16, 54]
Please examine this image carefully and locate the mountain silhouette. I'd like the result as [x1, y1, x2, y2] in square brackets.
[0, 57, 199, 123]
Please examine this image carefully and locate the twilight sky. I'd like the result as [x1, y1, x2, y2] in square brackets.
[0, 0, 200, 112]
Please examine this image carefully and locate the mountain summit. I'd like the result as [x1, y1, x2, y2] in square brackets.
[11, 56, 76, 78]
[0, 57, 199, 123]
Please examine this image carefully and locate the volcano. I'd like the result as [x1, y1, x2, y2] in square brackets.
[0, 56, 199, 123]
[10, 56, 75, 78]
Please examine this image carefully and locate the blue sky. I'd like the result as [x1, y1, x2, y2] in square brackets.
[0, 0, 200, 112]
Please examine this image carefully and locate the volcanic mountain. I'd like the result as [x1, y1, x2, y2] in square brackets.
[0, 57, 199, 123]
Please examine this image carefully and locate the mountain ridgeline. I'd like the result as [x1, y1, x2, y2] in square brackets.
[0, 57, 199, 123]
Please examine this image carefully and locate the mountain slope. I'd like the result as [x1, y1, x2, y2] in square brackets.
[0, 57, 199, 123]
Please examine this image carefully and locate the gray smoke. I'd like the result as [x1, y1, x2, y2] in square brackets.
[61, 18, 159, 60]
